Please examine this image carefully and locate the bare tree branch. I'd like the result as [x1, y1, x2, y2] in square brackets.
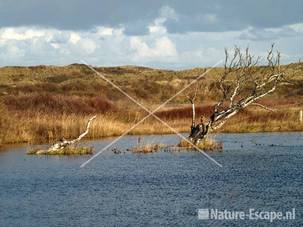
[188, 45, 285, 144]
[185, 83, 199, 126]
[36, 115, 96, 154]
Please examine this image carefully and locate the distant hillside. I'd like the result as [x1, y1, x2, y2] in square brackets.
[1, 63, 302, 105]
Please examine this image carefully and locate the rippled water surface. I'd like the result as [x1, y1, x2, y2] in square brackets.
[0, 132, 302, 226]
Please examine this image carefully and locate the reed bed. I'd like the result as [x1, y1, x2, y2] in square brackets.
[0, 105, 302, 146]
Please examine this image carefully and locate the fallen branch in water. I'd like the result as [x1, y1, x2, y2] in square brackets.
[28, 115, 96, 155]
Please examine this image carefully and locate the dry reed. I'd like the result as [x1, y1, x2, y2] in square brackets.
[178, 138, 223, 151]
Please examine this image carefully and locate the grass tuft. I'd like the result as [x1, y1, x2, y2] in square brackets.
[27, 146, 93, 155]
[130, 143, 165, 153]
[178, 138, 223, 151]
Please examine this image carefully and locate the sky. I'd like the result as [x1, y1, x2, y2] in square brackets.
[0, 0, 303, 68]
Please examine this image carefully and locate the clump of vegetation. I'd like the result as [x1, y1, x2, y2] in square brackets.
[130, 143, 165, 153]
[178, 138, 223, 151]
[28, 146, 93, 155]
[128, 137, 165, 153]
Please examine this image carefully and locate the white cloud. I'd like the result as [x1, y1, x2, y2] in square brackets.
[0, 27, 45, 41]
[130, 5, 178, 61]
[78, 38, 97, 54]
[289, 23, 303, 32]
[148, 21, 167, 35]
[130, 36, 177, 59]
[147, 5, 179, 36]
[69, 33, 81, 44]
[95, 26, 124, 38]
[50, 43, 60, 49]
[96, 26, 114, 36]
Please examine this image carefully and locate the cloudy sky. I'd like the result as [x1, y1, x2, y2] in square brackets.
[0, 0, 303, 68]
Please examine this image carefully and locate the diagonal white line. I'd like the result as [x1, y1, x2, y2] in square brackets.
[80, 60, 223, 168]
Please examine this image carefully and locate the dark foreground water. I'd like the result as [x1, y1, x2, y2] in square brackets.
[0, 132, 302, 226]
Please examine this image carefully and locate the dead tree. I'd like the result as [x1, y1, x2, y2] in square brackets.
[34, 115, 96, 154]
[188, 45, 284, 144]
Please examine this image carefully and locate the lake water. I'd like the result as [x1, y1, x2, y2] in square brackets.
[0, 132, 302, 226]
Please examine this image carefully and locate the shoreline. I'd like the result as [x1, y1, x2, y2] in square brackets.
[1, 129, 302, 150]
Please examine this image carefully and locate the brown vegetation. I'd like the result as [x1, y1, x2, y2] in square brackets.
[0, 63, 302, 146]
[27, 146, 93, 155]
[3, 93, 115, 114]
[129, 143, 165, 153]
[178, 138, 223, 151]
